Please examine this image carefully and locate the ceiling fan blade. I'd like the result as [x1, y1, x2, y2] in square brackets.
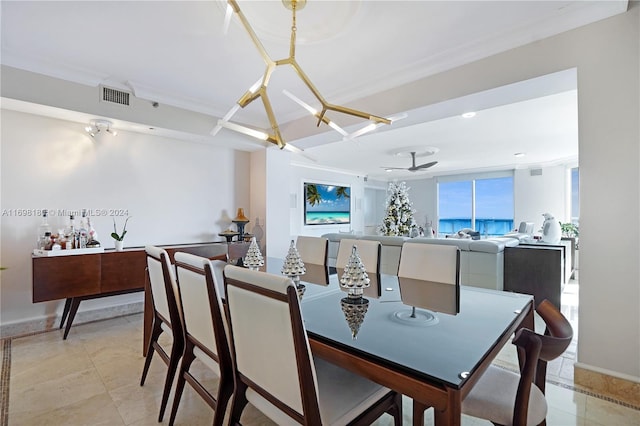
[380, 167, 407, 170]
[415, 161, 438, 169]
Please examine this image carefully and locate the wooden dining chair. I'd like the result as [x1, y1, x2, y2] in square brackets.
[295, 235, 329, 265]
[223, 265, 402, 425]
[140, 246, 184, 422]
[168, 253, 233, 426]
[397, 242, 461, 315]
[462, 299, 574, 426]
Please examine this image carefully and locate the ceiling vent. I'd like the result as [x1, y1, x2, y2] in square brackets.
[530, 168, 543, 176]
[99, 85, 130, 106]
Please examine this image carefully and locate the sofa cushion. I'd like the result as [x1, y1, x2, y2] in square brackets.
[360, 235, 408, 246]
[469, 237, 519, 253]
[411, 238, 473, 251]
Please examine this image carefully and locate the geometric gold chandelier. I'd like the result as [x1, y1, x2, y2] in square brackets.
[216, 0, 392, 150]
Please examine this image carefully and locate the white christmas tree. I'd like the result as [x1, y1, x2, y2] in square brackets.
[244, 237, 264, 270]
[379, 181, 416, 236]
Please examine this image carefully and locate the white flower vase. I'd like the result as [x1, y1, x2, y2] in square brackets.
[114, 240, 124, 252]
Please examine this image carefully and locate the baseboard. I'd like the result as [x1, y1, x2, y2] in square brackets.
[574, 362, 640, 407]
[0, 301, 144, 340]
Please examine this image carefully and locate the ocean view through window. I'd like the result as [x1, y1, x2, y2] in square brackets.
[438, 175, 514, 237]
[304, 182, 351, 225]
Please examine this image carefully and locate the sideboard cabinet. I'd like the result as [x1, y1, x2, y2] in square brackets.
[32, 242, 228, 342]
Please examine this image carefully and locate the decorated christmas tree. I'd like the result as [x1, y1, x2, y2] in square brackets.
[244, 237, 264, 270]
[379, 181, 416, 236]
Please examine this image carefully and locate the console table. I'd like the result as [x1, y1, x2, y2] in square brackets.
[32, 242, 227, 343]
[503, 238, 574, 309]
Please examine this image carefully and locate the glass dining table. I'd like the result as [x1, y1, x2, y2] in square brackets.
[264, 258, 535, 426]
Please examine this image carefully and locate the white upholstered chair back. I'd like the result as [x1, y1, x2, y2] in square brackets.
[223, 265, 319, 420]
[145, 245, 175, 322]
[398, 243, 459, 283]
[174, 252, 220, 357]
[336, 238, 381, 274]
[397, 242, 460, 314]
[295, 236, 329, 265]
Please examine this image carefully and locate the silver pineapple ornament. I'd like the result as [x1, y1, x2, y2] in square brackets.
[340, 297, 369, 339]
[281, 240, 306, 297]
[340, 245, 370, 298]
[244, 237, 264, 270]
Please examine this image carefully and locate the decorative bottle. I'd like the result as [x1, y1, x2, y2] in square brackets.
[78, 209, 89, 248]
[37, 209, 52, 249]
[65, 215, 76, 249]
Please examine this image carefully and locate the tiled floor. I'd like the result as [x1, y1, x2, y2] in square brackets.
[2, 276, 638, 425]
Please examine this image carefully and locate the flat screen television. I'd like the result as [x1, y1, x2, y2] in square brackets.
[304, 182, 351, 225]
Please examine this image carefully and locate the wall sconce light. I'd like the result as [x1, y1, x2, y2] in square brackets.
[85, 119, 117, 138]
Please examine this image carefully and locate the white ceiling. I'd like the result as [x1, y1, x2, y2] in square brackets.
[0, 1, 629, 179]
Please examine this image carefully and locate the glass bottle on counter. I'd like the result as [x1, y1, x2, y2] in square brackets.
[65, 215, 76, 249]
[78, 209, 89, 249]
[42, 231, 53, 250]
[37, 209, 52, 249]
[87, 214, 98, 242]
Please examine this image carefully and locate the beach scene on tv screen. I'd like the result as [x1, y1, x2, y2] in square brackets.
[305, 183, 350, 225]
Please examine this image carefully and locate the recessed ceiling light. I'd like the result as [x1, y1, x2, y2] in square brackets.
[514, 152, 526, 157]
[462, 112, 476, 118]
[385, 168, 393, 172]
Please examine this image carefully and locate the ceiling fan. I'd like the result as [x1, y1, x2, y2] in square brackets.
[383, 152, 438, 172]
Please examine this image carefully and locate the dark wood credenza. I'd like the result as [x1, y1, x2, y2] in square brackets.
[32, 242, 228, 346]
[503, 238, 575, 310]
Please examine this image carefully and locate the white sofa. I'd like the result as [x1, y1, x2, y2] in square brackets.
[322, 233, 519, 290]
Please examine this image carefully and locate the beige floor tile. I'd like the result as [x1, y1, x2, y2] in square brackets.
[10, 340, 94, 389]
[546, 383, 587, 417]
[546, 406, 585, 426]
[9, 368, 108, 416]
[8, 392, 124, 426]
[584, 394, 640, 426]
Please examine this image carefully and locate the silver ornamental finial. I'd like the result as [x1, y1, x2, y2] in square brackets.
[340, 245, 370, 298]
[244, 237, 264, 270]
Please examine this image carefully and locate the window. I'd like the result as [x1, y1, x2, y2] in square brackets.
[571, 167, 579, 225]
[438, 173, 514, 237]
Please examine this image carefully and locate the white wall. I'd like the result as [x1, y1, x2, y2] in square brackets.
[404, 177, 437, 231]
[514, 166, 568, 232]
[289, 165, 366, 238]
[0, 110, 250, 327]
[263, 148, 293, 258]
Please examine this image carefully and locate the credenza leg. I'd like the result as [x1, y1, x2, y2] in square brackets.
[59, 298, 72, 329]
[63, 298, 82, 340]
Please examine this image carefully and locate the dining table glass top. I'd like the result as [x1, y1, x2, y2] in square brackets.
[263, 257, 533, 389]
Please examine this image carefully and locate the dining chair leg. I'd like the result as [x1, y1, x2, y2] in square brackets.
[228, 381, 249, 426]
[140, 321, 162, 386]
[168, 345, 195, 426]
[212, 379, 234, 426]
[392, 393, 403, 426]
[158, 341, 183, 421]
